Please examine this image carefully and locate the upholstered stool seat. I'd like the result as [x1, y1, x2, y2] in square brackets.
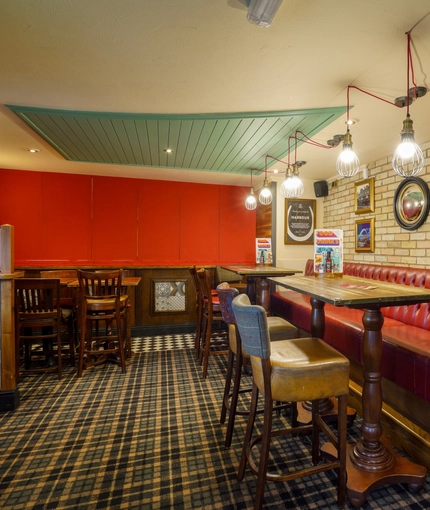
[217, 282, 299, 449]
[232, 293, 349, 510]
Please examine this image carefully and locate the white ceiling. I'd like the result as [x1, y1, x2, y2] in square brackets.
[1, 0, 430, 188]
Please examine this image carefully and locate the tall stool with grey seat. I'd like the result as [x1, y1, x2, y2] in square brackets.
[217, 282, 300, 449]
[232, 293, 349, 510]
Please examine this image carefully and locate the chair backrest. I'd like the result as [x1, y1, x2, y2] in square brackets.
[189, 266, 200, 296]
[15, 278, 61, 320]
[78, 269, 123, 298]
[232, 293, 271, 360]
[216, 282, 239, 325]
[197, 268, 212, 306]
[40, 269, 78, 306]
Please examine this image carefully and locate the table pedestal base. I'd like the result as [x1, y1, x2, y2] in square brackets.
[297, 397, 357, 428]
[321, 434, 426, 508]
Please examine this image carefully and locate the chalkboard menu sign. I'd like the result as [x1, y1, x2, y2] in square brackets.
[284, 199, 316, 245]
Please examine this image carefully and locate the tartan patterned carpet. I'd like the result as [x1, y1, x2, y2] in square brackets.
[0, 336, 429, 509]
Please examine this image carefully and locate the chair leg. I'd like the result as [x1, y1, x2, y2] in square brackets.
[198, 316, 207, 366]
[202, 323, 212, 378]
[220, 348, 234, 425]
[224, 348, 243, 449]
[77, 315, 87, 378]
[311, 399, 320, 465]
[253, 392, 273, 510]
[238, 382, 259, 482]
[337, 394, 347, 508]
[116, 311, 127, 374]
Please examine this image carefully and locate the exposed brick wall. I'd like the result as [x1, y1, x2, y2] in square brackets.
[323, 140, 430, 267]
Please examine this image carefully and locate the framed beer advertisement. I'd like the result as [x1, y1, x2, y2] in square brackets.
[285, 199, 316, 245]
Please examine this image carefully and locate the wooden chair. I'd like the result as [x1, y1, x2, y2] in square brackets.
[216, 282, 300, 448]
[197, 268, 229, 378]
[40, 269, 78, 351]
[96, 269, 132, 358]
[15, 278, 72, 380]
[77, 269, 127, 377]
[189, 266, 219, 358]
[232, 293, 349, 510]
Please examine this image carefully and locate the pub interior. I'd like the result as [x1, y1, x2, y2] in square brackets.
[2, 1, 430, 509]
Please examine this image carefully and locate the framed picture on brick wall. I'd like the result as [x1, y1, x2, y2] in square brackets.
[355, 218, 375, 252]
[355, 177, 374, 214]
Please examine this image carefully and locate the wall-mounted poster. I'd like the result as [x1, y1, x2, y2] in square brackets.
[314, 229, 343, 276]
[256, 238, 272, 264]
[284, 199, 316, 245]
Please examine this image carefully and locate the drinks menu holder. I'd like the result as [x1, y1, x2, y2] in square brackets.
[314, 229, 343, 278]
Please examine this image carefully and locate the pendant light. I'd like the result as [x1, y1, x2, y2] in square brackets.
[280, 163, 305, 198]
[245, 169, 257, 210]
[247, 0, 283, 27]
[333, 26, 427, 179]
[392, 33, 425, 177]
[336, 86, 360, 178]
[259, 159, 272, 205]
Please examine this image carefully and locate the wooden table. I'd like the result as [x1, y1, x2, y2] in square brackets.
[270, 274, 428, 507]
[221, 265, 299, 312]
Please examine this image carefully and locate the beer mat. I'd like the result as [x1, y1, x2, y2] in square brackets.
[340, 283, 378, 290]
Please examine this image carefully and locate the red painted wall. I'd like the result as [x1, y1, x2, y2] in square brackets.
[0, 169, 256, 266]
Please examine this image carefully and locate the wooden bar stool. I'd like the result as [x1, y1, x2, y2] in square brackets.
[189, 266, 217, 358]
[232, 293, 349, 510]
[197, 268, 229, 378]
[77, 269, 127, 377]
[217, 282, 300, 449]
[15, 278, 72, 380]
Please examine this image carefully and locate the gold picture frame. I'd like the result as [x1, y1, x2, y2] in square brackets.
[355, 218, 375, 252]
[355, 177, 375, 214]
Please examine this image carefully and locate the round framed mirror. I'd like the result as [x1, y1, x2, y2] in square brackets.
[393, 177, 430, 231]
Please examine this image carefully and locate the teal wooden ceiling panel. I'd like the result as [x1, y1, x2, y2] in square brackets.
[7, 105, 345, 175]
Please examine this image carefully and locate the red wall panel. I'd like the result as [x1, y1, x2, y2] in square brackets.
[92, 176, 138, 262]
[179, 183, 220, 264]
[41, 173, 92, 263]
[138, 180, 181, 263]
[0, 169, 256, 266]
[219, 186, 256, 263]
[0, 169, 43, 263]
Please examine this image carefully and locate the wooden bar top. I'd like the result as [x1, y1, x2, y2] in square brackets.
[270, 274, 430, 308]
[221, 264, 299, 276]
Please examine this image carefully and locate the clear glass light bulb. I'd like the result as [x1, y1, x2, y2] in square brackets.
[280, 176, 304, 198]
[336, 132, 360, 177]
[392, 118, 424, 177]
[259, 179, 272, 205]
[245, 188, 257, 210]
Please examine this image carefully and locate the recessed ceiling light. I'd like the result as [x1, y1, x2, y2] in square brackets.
[27, 148, 40, 153]
[164, 148, 173, 153]
[273, 168, 279, 173]
[345, 119, 358, 125]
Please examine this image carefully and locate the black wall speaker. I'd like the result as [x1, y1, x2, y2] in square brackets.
[314, 180, 329, 197]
